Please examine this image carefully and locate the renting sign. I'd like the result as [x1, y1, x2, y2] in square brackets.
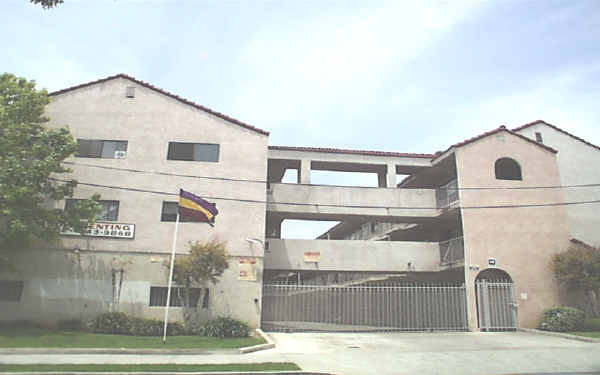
[62, 222, 136, 239]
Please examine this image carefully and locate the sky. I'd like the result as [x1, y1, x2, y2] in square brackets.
[2, 0, 600, 238]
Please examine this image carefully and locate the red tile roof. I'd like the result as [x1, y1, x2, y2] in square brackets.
[268, 145, 434, 158]
[570, 238, 595, 249]
[513, 120, 600, 152]
[432, 125, 557, 161]
[49, 73, 269, 136]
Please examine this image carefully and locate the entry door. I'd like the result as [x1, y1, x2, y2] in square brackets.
[476, 280, 518, 331]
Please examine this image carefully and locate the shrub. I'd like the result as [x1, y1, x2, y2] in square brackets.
[201, 317, 249, 338]
[184, 317, 206, 336]
[538, 306, 585, 332]
[58, 319, 84, 331]
[90, 312, 131, 334]
[581, 318, 600, 332]
[129, 317, 185, 336]
[90, 313, 185, 336]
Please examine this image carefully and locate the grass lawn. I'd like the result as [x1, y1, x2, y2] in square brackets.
[0, 327, 265, 349]
[568, 331, 600, 339]
[0, 363, 301, 373]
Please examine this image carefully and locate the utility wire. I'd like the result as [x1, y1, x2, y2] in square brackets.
[63, 161, 267, 184]
[63, 161, 600, 191]
[49, 177, 600, 210]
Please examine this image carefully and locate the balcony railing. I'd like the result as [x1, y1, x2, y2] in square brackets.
[439, 236, 464, 265]
[436, 179, 459, 208]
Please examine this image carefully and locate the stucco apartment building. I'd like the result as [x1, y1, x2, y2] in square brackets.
[1, 74, 599, 332]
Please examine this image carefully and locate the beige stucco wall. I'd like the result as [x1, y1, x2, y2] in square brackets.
[265, 239, 440, 272]
[0, 77, 268, 328]
[455, 131, 570, 330]
[0, 248, 263, 328]
[515, 124, 600, 247]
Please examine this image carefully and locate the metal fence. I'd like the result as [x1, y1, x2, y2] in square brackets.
[262, 283, 468, 332]
[439, 237, 464, 265]
[476, 280, 518, 331]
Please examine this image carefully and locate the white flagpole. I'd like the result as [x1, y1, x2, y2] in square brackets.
[163, 212, 180, 344]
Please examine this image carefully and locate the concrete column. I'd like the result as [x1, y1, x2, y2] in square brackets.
[386, 163, 396, 188]
[299, 159, 311, 184]
[377, 170, 386, 188]
[265, 217, 283, 238]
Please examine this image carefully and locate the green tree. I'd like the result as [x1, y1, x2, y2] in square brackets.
[167, 240, 230, 308]
[0, 73, 101, 256]
[30, 0, 64, 8]
[552, 241, 600, 317]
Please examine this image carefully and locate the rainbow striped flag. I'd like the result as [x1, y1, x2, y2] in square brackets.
[178, 189, 218, 226]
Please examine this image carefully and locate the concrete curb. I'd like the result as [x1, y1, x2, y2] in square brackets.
[239, 329, 276, 354]
[0, 348, 239, 355]
[519, 328, 600, 343]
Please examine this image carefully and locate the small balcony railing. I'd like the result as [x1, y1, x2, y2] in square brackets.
[439, 236, 464, 265]
[436, 179, 459, 208]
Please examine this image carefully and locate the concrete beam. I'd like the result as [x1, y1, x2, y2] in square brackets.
[267, 183, 439, 220]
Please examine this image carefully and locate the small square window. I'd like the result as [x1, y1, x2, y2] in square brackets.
[535, 132, 543, 143]
[167, 142, 219, 162]
[66, 199, 119, 221]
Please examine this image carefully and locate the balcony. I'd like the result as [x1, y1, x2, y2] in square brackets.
[439, 236, 464, 265]
[436, 179, 459, 208]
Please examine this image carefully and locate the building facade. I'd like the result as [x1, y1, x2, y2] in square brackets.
[1, 74, 599, 331]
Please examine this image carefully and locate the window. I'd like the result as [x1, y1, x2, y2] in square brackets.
[495, 158, 522, 181]
[535, 132, 543, 143]
[149, 286, 204, 307]
[161, 201, 201, 222]
[77, 139, 128, 158]
[202, 288, 210, 308]
[167, 142, 219, 162]
[0, 280, 24, 302]
[66, 199, 119, 221]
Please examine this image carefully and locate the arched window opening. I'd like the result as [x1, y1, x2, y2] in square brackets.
[495, 158, 522, 180]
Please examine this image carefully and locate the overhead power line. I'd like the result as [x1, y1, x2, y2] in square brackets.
[49, 178, 600, 210]
[63, 161, 600, 191]
[63, 161, 267, 184]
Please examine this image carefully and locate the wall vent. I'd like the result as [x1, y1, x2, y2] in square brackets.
[125, 86, 136, 98]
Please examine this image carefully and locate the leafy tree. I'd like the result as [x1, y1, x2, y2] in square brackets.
[166, 240, 230, 308]
[0, 73, 101, 256]
[30, 0, 64, 8]
[552, 241, 600, 316]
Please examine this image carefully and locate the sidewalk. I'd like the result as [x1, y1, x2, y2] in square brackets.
[1, 331, 599, 375]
